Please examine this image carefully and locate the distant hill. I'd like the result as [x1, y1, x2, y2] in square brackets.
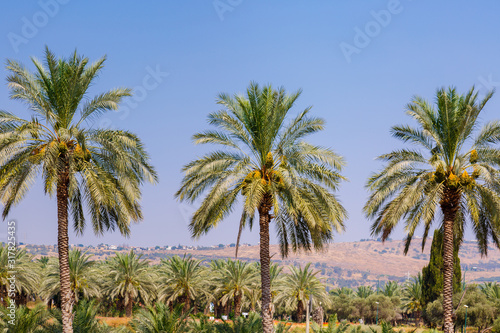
[20, 239, 500, 289]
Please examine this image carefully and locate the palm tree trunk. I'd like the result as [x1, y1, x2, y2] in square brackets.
[259, 194, 273, 333]
[234, 291, 242, 317]
[184, 294, 191, 314]
[125, 293, 133, 317]
[297, 300, 304, 323]
[441, 187, 460, 333]
[57, 167, 73, 333]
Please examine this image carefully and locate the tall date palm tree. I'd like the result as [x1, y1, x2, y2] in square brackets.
[365, 87, 500, 333]
[0, 48, 157, 332]
[176, 82, 347, 332]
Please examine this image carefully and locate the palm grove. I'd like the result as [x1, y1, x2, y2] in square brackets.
[2, 245, 500, 332]
[0, 49, 499, 332]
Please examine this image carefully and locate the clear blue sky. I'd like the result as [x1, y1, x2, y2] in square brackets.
[1, 1, 499, 247]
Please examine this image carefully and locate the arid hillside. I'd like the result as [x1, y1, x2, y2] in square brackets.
[22, 239, 500, 289]
[167, 239, 500, 288]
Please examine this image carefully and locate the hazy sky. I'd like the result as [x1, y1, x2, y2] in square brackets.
[1, 1, 499, 247]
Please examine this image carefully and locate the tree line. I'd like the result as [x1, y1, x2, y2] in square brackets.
[1, 244, 500, 332]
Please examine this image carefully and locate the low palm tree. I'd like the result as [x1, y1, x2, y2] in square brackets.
[158, 254, 207, 313]
[382, 281, 400, 297]
[188, 316, 218, 333]
[46, 299, 114, 333]
[365, 87, 500, 333]
[177, 82, 347, 332]
[104, 250, 156, 317]
[0, 304, 50, 333]
[37, 256, 50, 269]
[330, 287, 354, 298]
[401, 274, 424, 326]
[0, 48, 157, 332]
[130, 303, 190, 333]
[355, 286, 374, 299]
[218, 312, 264, 333]
[213, 259, 259, 317]
[275, 263, 330, 322]
[479, 282, 500, 301]
[39, 250, 100, 305]
[245, 262, 284, 315]
[0, 244, 39, 306]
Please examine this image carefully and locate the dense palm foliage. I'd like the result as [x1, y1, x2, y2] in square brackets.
[213, 259, 259, 318]
[479, 281, 500, 301]
[381, 281, 400, 297]
[0, 244, 38, 306]
[39, 250, 100, 305]
[401, 274, 424, 326]
[1, 249, 499, 330]
[365, 87, 500, 333]
[0, 304, 49, 332]
[275, 263, 329, 322]
[177, 82, 347, 332]
[104, 250, 156, 317]
[0, 48, 157, 332]
[158, 255, 208, 313]
[46, 300, 115, 333]
[130, 303, 190, 333]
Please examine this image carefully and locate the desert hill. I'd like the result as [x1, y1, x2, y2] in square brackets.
[21, 239, 500, 289]
[167, 239, 500, 288]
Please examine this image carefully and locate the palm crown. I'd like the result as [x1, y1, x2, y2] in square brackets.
[1, 48, 157, 234]
[176, 82, 346, 257]
[365, 87, 500, 254]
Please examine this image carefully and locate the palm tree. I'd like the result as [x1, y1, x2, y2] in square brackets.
[275, 263, 330, 322]
[104, 250, 156, 317]
[218, 312, 264, 333]
[243, 263, 282, 314]
[355, 286, 374, 299]
[39, 250, 100, 305]
[188, 316, 218, 333]
[213, 259, 259, 317]
[130, 303, 190, 333]
[479, 282, 500, 301]
[176, 82, 347, 332]
[330, 287, 354, 297]
[0, 244, 39, 306]
[0, 304, 50, 333]
[381, 281, 400, 297]
[0, 48, 157, 332]
[401, 274, 424, 326]
[46, 299, 115, 333]
[158, 254, 207, 313]
[37, 256, 50, 269]
[364, 87, 500, 333]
